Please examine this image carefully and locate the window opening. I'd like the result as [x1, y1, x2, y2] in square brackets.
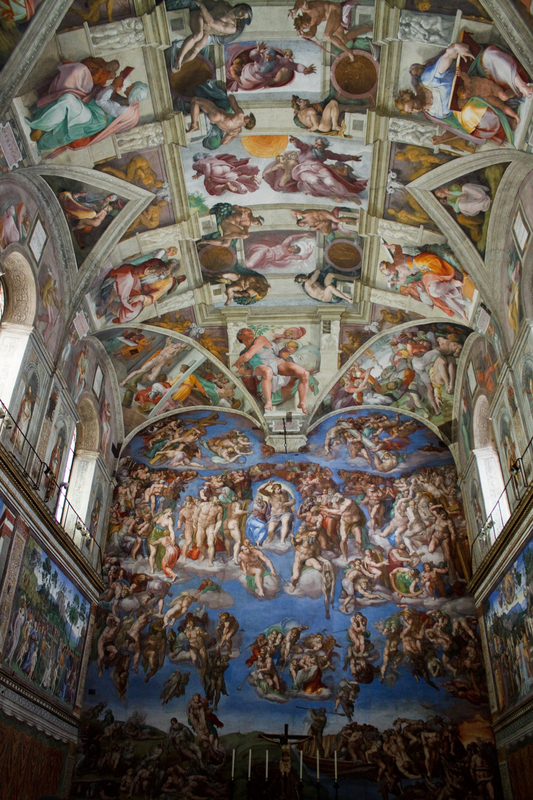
[55, 429, 76, 522]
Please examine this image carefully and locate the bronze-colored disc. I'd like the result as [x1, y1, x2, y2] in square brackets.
[199, 245, 236, 273]
[334, 55, 377, 96]
[327, 241, 361, 270]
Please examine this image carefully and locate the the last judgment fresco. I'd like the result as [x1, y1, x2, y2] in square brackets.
[72, 408, 501, 800]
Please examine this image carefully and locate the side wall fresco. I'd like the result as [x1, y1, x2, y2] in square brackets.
[483, 534, 533, 719]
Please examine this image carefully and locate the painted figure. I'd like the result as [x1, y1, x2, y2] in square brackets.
[97, 249, 183, 324]
[229, 42, 316, 90]
[169, 0, 253, 71]
[263, 136, 367, 202]
[245, 233, 314, 270]
[396, 39, 533, 146]
[234, 327, 311, 412]
[290, 0, 372, 60]
[192, 152, 260, 195]
[26, 64, 149, 155]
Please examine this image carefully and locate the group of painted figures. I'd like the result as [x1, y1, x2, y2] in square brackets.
[73, 694, 498, 799]
[88, 408, 486, 752]
[3, 594, 82, 705]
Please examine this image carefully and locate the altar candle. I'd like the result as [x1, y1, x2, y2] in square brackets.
[334, 751, 337, 781]
[231, 749, 235, 779]
[316, 750, 320, 781]
[300, 749, 303, 780]
[248, 749, 251, 779]
[266, 751, 269, 781]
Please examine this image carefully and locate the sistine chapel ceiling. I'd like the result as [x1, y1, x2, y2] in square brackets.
[2, 0, 533, 797]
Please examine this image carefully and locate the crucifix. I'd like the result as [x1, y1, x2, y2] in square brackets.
[259, 724, 312, 799]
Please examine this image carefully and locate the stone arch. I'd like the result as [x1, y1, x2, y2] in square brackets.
[77, 395, 100, 452]
[0, 248, 37, 328]
[408, 151, 533, 304]
[521, 357, 533, 429]
[473, 394, 492, 449]
[307, 319, 472, 434]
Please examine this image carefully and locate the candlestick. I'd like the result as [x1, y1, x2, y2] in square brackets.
[334, 750, 337, 781]
[300, 748, 303, 780]
[266, 750, 269, 781]
[248, 749, 251, 780]
[232, 749, 235, 779]
[316, 750, 319, 782]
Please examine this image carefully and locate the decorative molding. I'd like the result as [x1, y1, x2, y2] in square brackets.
[0, 525, 26, 654]
[116, 121, 165, 153]
[143, 4, 171, 47]
[143, 45, 174, 119]
[0, 0, 73, 111]
[25, 167, 153, 304]
[89, 17, 146, 55]
[479, 0, 533, 80]
[388, 117, 438, 149]
[367, 138, 392, 218]
[493, 697, 533, 746]
[374, 39, 402, 116]
[373, 0, 401, 45]
[0, 675, 78, 743]
[1, 250, 34, 327]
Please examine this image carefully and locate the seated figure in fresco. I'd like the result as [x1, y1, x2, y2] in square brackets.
[233, 327, 312, 413]
[192, 151, 261, 195]
[434, 181, 492, 243]
[380, 244, 468, 320]
[395, 38, 533, 147]
[295, 268, 353, 304]
[292, 96, 352, 134]
[167, 0, 253, 72]
[96, 248, 183, 324]
[290, 0, 372, 61]
[58, 190, 119, 249]
[186, 92, 256, 145]
[26, 64, 149, 155]
[291, 206, 357, 236]
[199, 203, 264, 246]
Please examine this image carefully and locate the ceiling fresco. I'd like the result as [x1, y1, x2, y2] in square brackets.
[8, 3, 526, 440]
[3, 0, 531, 796]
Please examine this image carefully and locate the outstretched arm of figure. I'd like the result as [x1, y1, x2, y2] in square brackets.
[228, 94, 243, 114]
[234, 335, 270, 367]
[221, 128, 241, 146]
[257, 549, 275, 572]
[437, 42, 473, 75]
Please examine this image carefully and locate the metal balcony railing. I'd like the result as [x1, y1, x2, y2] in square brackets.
[472, 435, 533, 570]
[0, 398, 102, 575]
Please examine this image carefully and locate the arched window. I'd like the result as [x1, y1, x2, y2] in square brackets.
[0, 251, 37, 410]
[0, 278, 5, 322]
[64, 398, 103, 559]
[55, 428, 76, 523]
[472, 395, 510, 553]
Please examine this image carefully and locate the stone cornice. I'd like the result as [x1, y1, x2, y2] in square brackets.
[0, 0, 73, 111]
[0, 670, 79, 743]
[480, 0, 533, 80]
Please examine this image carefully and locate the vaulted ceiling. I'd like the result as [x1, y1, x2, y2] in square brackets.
[6, 0, 533, 457]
